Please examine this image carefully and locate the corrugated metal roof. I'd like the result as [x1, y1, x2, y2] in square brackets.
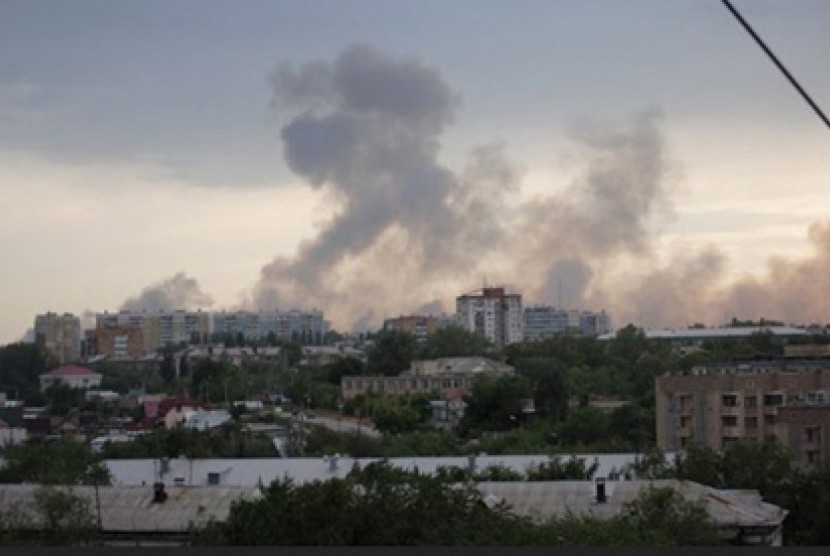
[475, 480, 787, 528]
[0, 484, 260, 532]
[105, 453, 669, 488]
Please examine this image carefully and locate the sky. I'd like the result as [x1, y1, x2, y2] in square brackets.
[1, 0, 829, 343]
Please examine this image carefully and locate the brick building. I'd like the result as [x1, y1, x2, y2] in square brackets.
[656, 360, 830, 466]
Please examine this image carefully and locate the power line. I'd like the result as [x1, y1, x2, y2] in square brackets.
[721, 0, 830, 132]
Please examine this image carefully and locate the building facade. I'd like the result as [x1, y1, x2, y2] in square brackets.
[34, 312, 82, 364]
[656, 360, 830, 466]
[96, 310, 210, 352]
[85, 326, 145, 360]
[456, 287, 523, 347]
[383, 315, 441, 342]
[39, 365, 103, 391]
[341, 356, 514, 401]
[212, 309, 328, 344]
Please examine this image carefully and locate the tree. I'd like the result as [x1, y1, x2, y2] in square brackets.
[0, 486, 98, 545]
[0, 438, 111, 485]
[193, 462, 537, 545]
[462, 374, 532, 432]
[367, 331, 418, 376]
[419, 326, 491, 359]
[369, 396, 422, 435]
[526, 455, 598, 480]
[0, 343, 57, 402]
[621, 486, 720, 545]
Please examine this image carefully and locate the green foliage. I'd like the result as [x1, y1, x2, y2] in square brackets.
[620, 486, 720, 545]
[419, 326, 491, 359]
[367, 330, 418, 376]
[0, 438, 111, 485]
[0, 486, 98, 545]
[101, 423, 279, 458]
[323, 356, 365, 385]
[525, 455, 598, 480]
[194, 462, 538, 545]
[369, 396, 423, 435]
[193, 462, 722, 546]
[0, 342, 57, 402]
[462, 374, 532, 432]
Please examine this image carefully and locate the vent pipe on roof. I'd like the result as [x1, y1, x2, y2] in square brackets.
[595, 478, 607, 504]
[153, 482, 168, 504]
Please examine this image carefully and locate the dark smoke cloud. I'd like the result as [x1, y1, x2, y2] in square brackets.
[121, 272, 214, 312]
[249, 44, 825, 332]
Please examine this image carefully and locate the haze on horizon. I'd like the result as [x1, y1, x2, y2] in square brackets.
[1, 0, 829, 343]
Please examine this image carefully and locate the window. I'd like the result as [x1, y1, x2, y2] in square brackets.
[763, 393, 784, 406]
[745, 396, 757, 408]
[764, 414, 776, 426]
[722, 394, 738, 407]
[722, 415, 738, 427]
[680, 416, 692, 428]
[207, 472, 221, 485]
[805, 427, 820, 443]
[745, 416, 758, 428]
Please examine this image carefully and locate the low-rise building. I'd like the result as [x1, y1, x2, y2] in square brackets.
[39, 366, 103, 391]
[341, 356, 514, 401]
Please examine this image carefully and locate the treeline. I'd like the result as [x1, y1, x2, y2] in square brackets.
[193, 461, 720, 546]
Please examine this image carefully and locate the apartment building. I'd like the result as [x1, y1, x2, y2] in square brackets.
[85, 326, 145, 360]
[456, 287, 523, 347]
[341, 356, 514, 401]
[34, 312, 82, 364]
[212, 309, 328, 344]
[656, 360, 830, 466]
[383, 315, 441, 342]
[523, 307, 612, 340]
[96, 310, 209, 352]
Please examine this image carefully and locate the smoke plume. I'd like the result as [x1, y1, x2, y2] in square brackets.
[246, 44, 826, 332]
[121, 272, 214, 312]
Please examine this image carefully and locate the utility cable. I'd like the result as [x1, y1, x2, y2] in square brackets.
[721, 0, 830, 132]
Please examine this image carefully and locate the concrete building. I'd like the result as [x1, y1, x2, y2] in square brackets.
[96, 310, 210, 352]
[656, 360, 830, 465]
[34, 312, 81, 364]
[39, 365, 103, 391]
[341, 356, 514, 401]
[478, 480, 787, 546]
[212, 309, 328, 344]
[456, 287, 523, 347]
[601, 325, 809, 345]
[383, 315, 441, 342]
[85, 325, 145, 360]
[579, 310, 612, 336]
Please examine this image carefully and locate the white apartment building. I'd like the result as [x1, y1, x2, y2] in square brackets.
[455, 287, 523, 347]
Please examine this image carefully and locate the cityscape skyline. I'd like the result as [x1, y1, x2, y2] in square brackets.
[2, 1, 829, 344]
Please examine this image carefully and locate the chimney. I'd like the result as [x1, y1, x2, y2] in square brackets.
[595, 478, 607, 504]
[328, 454, 339, 472]
[153, 482, 168, 504]
[467, 454, 477, 473]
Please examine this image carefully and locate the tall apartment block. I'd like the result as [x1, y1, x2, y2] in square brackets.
[34, 312, 82, 364]
[456, 287, 523, 347]
[96, 310, 210, 352]
[524, 306, 612, 340]
[656, 360, 830, 466]
[212, 309, 328, 344]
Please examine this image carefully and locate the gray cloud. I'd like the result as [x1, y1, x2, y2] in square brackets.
[250, 44, 827, 333]
[121, 272, 214, 312]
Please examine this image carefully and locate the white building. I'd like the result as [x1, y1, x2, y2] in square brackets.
[456, 287, 523, 347]
[39, 365, 103, 391]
